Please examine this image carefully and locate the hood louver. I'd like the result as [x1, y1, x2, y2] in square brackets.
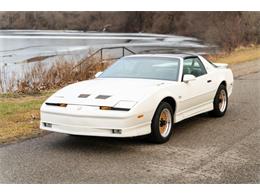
[78, 94, 90, 98]
[96, 95, 111, 99]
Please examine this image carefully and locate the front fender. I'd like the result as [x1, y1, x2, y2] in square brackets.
[130, 86, 179, 123]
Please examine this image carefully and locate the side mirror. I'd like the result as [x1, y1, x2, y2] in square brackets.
[95, 71, 103, 78]
[183, 74, 196, 83]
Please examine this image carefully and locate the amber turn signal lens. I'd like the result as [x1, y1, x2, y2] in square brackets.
[59, 103, 67, 107]
[137, 114, 144, 119]
[100, 106, 112, 110]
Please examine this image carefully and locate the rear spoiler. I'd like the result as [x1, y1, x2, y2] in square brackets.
[213, 63, 228, 68]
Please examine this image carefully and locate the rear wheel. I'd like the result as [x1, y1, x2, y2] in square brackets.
[209, 84, 228, 117]
[149, 102, 174, 144]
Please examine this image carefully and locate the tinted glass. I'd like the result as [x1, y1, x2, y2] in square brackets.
[100, 57, 180, 81]
[183, 57, 207, 77]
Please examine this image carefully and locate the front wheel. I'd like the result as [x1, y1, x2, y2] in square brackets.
[209, 84, 228, 117]
[149, 102, 174, 144]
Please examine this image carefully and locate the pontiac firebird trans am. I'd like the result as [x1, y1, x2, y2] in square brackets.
[40, 54, 233, 143]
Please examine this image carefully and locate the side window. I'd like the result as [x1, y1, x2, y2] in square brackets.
[193, 58, 207, 76]
[183, 58, 193, 75]
[183, 57, 207, 78]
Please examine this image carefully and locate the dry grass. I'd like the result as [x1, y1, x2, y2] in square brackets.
[0, 91, 54, 144]
[0, 56, 111, 94]
[0, 56, 111, 144]
[207, 45, 260, 65]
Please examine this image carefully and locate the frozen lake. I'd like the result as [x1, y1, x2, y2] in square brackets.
[0, 30, 215, 79]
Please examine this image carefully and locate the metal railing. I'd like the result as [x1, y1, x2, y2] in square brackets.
[72, 46, 136, 71]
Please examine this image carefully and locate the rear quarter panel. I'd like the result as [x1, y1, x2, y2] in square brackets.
[214, 68, 234, 97]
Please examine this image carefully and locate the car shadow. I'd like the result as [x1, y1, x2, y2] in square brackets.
[174, 113, 210, 131]
[48, 112, 212, 151]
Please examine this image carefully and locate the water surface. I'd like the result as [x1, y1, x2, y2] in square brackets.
[0, 30, 215, 84]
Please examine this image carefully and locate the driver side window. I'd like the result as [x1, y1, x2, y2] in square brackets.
[183, 57, 207, 78]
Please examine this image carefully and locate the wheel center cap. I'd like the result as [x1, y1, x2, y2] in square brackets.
[160, 120, 167, 127]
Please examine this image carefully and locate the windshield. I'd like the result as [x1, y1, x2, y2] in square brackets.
[99, 57, 180, 81]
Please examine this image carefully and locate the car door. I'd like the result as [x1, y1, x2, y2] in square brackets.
[177, 57, 213, 119]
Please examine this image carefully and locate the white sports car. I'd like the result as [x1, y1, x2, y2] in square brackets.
[40, 54, 233, 143]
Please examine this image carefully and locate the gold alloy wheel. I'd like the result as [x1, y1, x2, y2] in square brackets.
[219, 89, 227, 112]
[159, 108, 172, 137]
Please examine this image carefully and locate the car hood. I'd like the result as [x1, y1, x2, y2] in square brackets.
[46, 78, 174, 107]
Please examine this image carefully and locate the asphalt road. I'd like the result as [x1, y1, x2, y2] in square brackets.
[0, 62, 259, 183]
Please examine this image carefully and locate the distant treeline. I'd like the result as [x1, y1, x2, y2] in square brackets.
[0, 12, 259, 51]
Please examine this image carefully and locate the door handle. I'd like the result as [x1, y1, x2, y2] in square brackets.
[207, 80, 212, 83]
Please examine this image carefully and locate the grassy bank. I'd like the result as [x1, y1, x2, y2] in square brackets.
[0, 91, 54, 144]
[208, 45, 260, 65]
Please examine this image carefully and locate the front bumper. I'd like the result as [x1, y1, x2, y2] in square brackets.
[40, 104, 151, 137]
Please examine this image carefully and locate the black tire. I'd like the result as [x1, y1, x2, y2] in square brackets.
[209, 84, 228, 117]
[149, 102, 174, 144]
